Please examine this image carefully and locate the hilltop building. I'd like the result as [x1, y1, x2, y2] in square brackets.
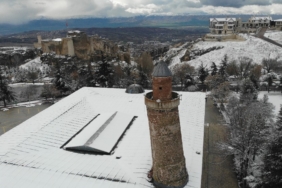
[0, 62, 205, 187]
[34, 30, 119, 60]
[209, 18, 237, 35]
[236, 16, 272, 33]
[206, 16, 278, 41]
[273, 19, 282, 30]
[209, 16, 273, 36]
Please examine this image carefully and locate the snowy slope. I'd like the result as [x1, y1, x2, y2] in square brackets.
[165, 42, 189, 68]
[180, 34, 282, 69]
[265, 31, 282, 45]
[20, 57, 49, 71]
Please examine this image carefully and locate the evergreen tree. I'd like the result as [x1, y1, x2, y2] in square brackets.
[240, 78, 258, 103]
[53, 69, 69, 93]
[262, 106, 282, 188]
[138, 69, 149, 88]
[250, 74, 259, 90]
[198, 63, 209, 84]
[280, 76, 282, 93]
[85, 62, 96, 87]
[184, 74, 195, 89]
[276, 105, 282, 128]
[218, 54, 228, 79]
[267, 74, 273, 93]
[211, 62, 218, 76]
[95, 56, 114, 88]
[0, 70, 16, 107]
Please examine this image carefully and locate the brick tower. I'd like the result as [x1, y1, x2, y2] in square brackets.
[145, 61, 188, 188]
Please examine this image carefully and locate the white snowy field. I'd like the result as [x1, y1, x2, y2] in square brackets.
[186, 34, 282, 69]
[258, 91, 282, 116]
[264, 31, 282, 45]
[19, 57, 48, 71]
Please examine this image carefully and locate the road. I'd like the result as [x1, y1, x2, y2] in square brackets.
[201, 97, 239, 188]
[256, 27, 282, 48]
[0, 104, 52, 135]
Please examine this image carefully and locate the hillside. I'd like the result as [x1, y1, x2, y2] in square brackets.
[167, 33, 282, 69]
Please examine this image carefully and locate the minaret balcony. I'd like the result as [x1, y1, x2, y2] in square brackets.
[145, 92, 180, 110]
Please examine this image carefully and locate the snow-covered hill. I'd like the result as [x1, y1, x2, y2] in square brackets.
[167, 33, 282, 70]
[188, 34, 282, 68]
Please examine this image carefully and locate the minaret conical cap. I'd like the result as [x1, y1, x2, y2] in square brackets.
[152, 60, 172, 77]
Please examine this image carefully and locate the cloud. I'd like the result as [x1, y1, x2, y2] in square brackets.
[200, 0, 272, 8]
[0, 0, 281, 24]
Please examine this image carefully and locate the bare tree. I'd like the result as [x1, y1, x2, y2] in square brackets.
[205, 74, 225, 90]
[226, 60, 239, 77]
[41, 83, 60, 103]
[27, 69, 39, 84]
[211, 81, 230, 104]
[0, 72, 16, 107]
[262, 58, 279, 73]
[136, 52, 154, 77]
[172, 63, 195, 89]
[219, 96, 274, 188]
[238, 57, 253, 79]
[20, 85, 36, 103]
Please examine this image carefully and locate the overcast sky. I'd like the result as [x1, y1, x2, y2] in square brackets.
[1, 0, 282, 24]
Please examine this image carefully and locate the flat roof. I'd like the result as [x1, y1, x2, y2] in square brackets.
[0, 87, 205, 188]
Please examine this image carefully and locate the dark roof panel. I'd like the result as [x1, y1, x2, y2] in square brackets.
[152, 60, 172, 77]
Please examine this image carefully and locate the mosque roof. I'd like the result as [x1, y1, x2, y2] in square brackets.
[0, 87, 205, 188]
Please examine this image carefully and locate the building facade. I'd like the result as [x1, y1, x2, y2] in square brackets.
[34, 31, 119, 60]
[209, 16, 274, 35]
[209, 18, 237, 35]
[274, 19, 282, 30]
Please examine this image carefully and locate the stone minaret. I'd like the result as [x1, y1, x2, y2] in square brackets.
[145, 61, 188, 188]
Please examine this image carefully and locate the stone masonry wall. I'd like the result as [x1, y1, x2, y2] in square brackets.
[152, 77, 172, 101]
[146, 105, 188, 188]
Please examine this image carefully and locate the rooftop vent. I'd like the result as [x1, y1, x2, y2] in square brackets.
[63, 111, 136, 154]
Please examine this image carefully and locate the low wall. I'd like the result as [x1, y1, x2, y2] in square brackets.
[204, 34, 245, 41]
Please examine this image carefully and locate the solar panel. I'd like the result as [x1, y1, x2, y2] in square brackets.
[64, 112, 135, 154]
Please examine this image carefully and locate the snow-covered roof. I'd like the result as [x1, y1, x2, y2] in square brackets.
[249, 16, 272, 21]
[274, 19, 282, 22]
[52, 38, 62, 42]
[210, 18, 236, 22]
[68, 30, 81, 34]
[0, 87, 205, 188]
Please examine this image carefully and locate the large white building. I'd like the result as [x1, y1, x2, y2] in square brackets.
[239, 16, 272, 31]
[209, 16, 274, 35]
[209, 18, 237, 35]
[274, 19, 282, 30]
[0, 87, 205, 188]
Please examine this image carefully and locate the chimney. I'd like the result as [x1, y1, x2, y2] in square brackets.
[145, 61, 188, 188]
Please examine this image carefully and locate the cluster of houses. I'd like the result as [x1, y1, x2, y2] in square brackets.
[209, 16, 282, 35]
